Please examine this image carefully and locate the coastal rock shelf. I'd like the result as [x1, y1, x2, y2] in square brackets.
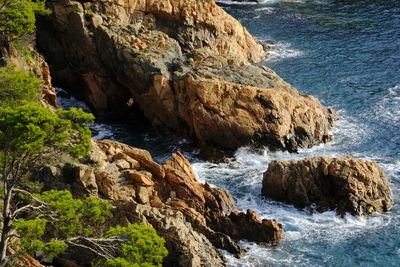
[58, 140, 283, 266]
[37, 0, 336, 152]
[262, 157, 393, 216]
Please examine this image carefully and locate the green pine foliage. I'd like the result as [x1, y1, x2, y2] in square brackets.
[0, 102, 94, 158]
[13, 218, 48, 255]
[13, 190, 112, 258]
[56, 107, 94, 157]
[39, 190, 113, 238]
[12, 191, 168, 266]
[0, 0, 48, 40]
[0, 65, 41, 107]
[105, 224, 168, 267]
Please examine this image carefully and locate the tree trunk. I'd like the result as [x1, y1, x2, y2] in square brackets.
[0, 179, 12, 266]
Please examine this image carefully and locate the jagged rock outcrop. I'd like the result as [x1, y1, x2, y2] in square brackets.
[37, 0, 336, 152]
[112, 201, 228, 267]
[262, 157, 393, 216]
[63, 139, 283, 266]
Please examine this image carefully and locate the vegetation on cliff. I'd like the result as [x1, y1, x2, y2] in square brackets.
[0, 69, 168, 266]
[0, 65, 41, 107]
[0, 2, 168, 266]
[0, 0, 48, 41]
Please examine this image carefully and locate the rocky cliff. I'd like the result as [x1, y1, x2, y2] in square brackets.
[45, 140, 283, 266]
[37, 0, 336, 152]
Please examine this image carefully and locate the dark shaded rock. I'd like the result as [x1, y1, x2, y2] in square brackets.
[208, 209, 283, 245]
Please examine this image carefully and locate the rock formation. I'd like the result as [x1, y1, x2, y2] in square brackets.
[7, 247, 45, 267]
[37, 0, 336, 152]
[262, 157, 393, 216]
[54, 139, 283, 266]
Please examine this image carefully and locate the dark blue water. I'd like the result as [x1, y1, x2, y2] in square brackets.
[58, 1, 400, 266]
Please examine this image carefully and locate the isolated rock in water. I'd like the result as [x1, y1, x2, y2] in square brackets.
[37, 0, 336, 152]
[262, 157, 393, 216]
[63, 140, 283, 265]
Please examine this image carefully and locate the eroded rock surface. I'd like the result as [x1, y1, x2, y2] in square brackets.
[37, 0, 336, 152]
[63, 140, 283, 266]
[262, 157, 393, 216]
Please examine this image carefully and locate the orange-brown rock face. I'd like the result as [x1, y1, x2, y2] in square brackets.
[37, 0, 336, 152]
[68, 140, 283, 266]
[262, 157, 393, 216]
[97, 0, 266, 63]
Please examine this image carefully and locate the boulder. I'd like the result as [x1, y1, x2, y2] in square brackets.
[37, 0, 336, 152]
[262, 157, 393, 216]
[72, 164, 98, 196]
[125, 170, 154, 187]
[208, 209, 283, 244]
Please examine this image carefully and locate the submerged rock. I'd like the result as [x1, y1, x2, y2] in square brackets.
[262, 157, 393, 216]
[64, 140, 283, 266]
[37, 0, 336, 152]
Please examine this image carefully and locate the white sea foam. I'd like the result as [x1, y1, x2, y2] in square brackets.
[191, 108, 398, 266]
[265, 41, 305, 62]
[375, 84, 400, 126]
[223, 195, 393, 266]
[55, 87, 91, 111]
[216, 0, 306, 8]
[254, 7, 276, 14]
[192, 111, 373, 191]
[91, 123, 115, 140]
[216, 0, 260, 6]
[215, 0, 304, 6]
